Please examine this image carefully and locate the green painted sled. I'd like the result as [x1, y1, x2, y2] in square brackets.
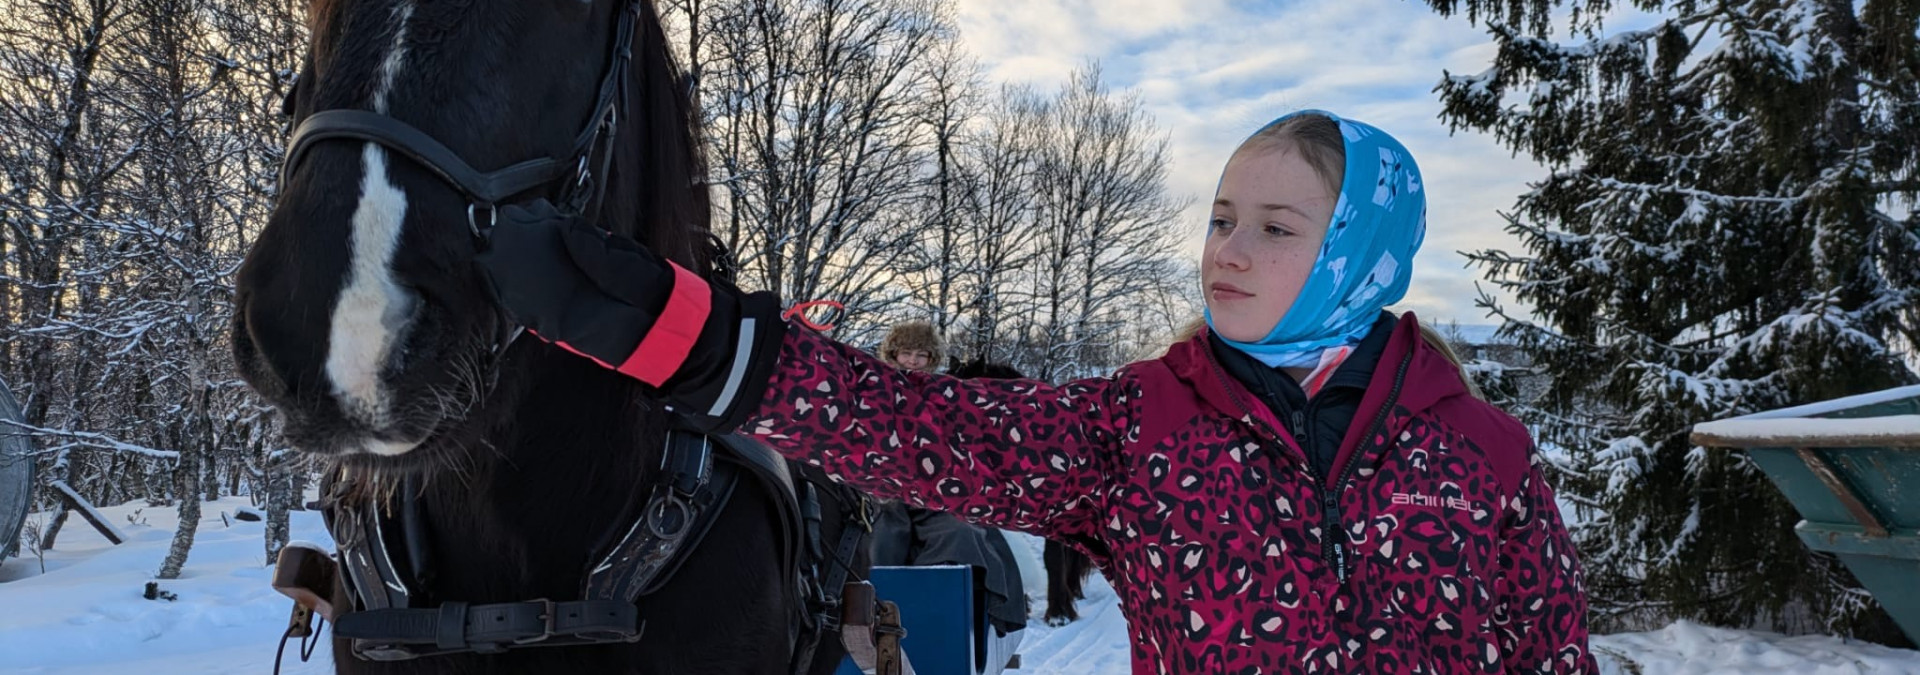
[1692, 385, 1920, 642]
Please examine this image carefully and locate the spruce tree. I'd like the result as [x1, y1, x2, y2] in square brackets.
[1424, 0, 1920, 642]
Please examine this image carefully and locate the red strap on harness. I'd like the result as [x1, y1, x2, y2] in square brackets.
[782, 300, 843, 332]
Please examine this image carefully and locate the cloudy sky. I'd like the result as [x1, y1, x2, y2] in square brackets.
[948, 0, 1644, 326]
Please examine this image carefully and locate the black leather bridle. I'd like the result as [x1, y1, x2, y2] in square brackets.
[276, 0, 641, 355]
[279, 0, 640, 243]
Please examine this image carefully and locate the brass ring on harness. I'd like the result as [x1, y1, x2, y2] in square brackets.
[648, 493, 692, 540]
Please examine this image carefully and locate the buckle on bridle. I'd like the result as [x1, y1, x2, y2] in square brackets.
[467, 202, 497, 241]
[513, 599, 557, 645]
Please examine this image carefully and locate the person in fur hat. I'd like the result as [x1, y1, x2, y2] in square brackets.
[870, 321, 1032, 650]
[878, 320, 943, 372]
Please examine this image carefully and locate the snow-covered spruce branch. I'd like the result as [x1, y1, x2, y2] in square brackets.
[1587, 177, 1801, 207]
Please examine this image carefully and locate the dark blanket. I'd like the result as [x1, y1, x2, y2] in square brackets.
[870, 501, 1028, 635]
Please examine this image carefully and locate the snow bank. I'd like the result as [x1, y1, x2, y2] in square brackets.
[1, 497, 335, 674]
[1592, 620, 1920, 675]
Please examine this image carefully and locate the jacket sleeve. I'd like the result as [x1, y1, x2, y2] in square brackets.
[1494, 447, 1600, 674]
[735, 327, 1137, 545]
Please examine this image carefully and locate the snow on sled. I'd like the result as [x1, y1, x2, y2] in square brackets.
[840, 565, 1024, 675]
[1693, 385, 1920, 643]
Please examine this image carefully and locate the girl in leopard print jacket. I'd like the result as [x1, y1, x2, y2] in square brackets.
[479, 110, 1598, 674]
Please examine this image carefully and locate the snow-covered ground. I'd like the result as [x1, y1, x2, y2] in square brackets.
[5, 498, 1919, 674]
[1, 497, 335, 674]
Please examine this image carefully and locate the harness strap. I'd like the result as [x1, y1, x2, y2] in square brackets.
[708, 433, 805, 594]
[586, 429, 735, 603]
[839, 582, 913, 675]
[283, 110, 568, 207]
[791, 479, 874, 675]
[821, 507, 868, 626]
[332, 599, 643, 661]
[324, 469, 412, 615]
[279, 0, 640, 225]
[557, 0, 635, 218]
[320, 430, 845, 664]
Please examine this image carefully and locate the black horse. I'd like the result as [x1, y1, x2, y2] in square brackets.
[232, 1, 865, 672]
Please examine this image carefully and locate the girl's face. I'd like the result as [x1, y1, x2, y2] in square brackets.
[892, 349, 933, 372]
[1202, 145, 1338, 343]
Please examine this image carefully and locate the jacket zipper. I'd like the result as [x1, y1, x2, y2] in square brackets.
[1200, 349, 1343, 579]
[1203, 344, 1413, 583]
[1320, 349, 1413, 582]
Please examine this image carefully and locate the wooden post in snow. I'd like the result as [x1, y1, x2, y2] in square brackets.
[48, 480, 125, 546]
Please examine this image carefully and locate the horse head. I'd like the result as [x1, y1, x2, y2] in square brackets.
[232, 0, 708, 467]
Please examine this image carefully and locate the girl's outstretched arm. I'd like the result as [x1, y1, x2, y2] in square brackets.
[738, 328, 1139, 541]
[472, 209, 1137, 544]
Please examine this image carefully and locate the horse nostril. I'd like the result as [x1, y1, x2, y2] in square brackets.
[232, 296, 287, 399]
[236, 283, 336, 404]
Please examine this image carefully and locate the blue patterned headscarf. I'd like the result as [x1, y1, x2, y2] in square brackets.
[1206, 110, 1427, 369]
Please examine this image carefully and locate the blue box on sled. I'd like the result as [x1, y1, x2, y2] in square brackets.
[838, 565, 979, 675]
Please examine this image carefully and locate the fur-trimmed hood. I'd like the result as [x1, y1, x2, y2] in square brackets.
[879, 321, 945, 367]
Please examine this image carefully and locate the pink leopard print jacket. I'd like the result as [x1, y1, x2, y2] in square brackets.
[740, 314, 1598, 674]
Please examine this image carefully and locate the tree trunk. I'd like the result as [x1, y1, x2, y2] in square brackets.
[289, 466, 310, 510]
[37, 450, 76, 550]
[39, 507, 70, 551]
[202, 451, 221, 501]
[264, 463, 291, 562]
[156, 449, 200, 579]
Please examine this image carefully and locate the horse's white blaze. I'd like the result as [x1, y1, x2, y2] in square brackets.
[327, 144, 413, 431]
[325, 2, 417, 449]
[370, 4, 413, 112]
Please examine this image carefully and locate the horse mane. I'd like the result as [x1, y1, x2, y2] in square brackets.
[951, 358, 1024, 380]
[607, 1, 713, 278]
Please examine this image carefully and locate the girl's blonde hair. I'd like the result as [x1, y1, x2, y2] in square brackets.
[1239, 113, 1346, 199]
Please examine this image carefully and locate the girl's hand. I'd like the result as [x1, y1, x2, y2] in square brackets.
[474, 199, 786, 431]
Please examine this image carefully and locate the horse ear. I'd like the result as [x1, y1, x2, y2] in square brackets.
[280, 61, 313, 119]
[280, 76, 300, 118]
[702, 232, 736, 285]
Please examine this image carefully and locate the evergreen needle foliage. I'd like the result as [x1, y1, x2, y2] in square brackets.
[1425, 0, 1920, 643]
